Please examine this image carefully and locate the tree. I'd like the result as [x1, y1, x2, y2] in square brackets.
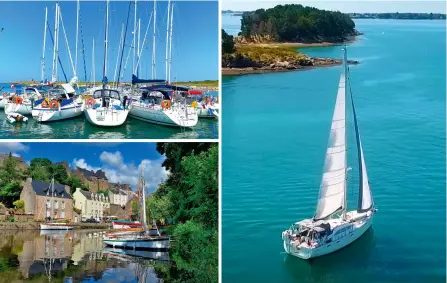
[65, 174, 88, 194]
[0, 153, 25, 206]
[146, 195, 174, 225]
[97, 189, 109, 197]
[222, 29, 235, 54]
[53, 165, 68, 185]
[29, 165, 50, 182]
[13, 200, 24, 209]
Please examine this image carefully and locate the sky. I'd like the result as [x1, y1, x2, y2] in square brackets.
[0, 1, 218, 82]
[0, 142, 169, 192]
[222, 0, 447, 13]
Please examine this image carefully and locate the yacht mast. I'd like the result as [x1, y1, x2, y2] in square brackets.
[168, 3, 174, 83]
[132, 0, 137, 76]
[137, 18, 141, 77]
[75, 0, 79, 75]
[102, 0, 109, 87]
[342, 46, 348, 219]
[92, 38, 95, 86]
[165, 0, 170, 81]
[113, 24, 124, 87]
[41, 7, 48, 83]
[51, 3, 60, 83]
[152, 0, 157, 79]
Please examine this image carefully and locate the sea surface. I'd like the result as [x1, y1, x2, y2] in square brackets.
[0, 229, 169, 282]
[222, 17, 446, 283]
[0, 85, 218, 139]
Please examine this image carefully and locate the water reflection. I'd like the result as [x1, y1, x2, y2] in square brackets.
[0, 230, 170, 282]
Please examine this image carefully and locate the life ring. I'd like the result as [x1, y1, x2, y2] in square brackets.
[85, 97, 95, 107]
[42, 98, 49, 108]
[161, 100, 171, 110]
[191, 101, 197, 108]
[15, 96, 23, 104]
[50, 100, 60, 109]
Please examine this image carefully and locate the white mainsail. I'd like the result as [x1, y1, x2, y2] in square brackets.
[314, 73, 347, 220]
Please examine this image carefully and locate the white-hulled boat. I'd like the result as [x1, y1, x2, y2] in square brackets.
[112, 220, 142, 229]
[282, 47, 377, 260]
[129, 85, 198, 128]
[32, 84, 82, 122]
[103, 165, 170, 250]
[83, 88, 130, 127]
[103, 247, 170, 262]
[4, 87, 46, 115]
[181, 91, 219, 119]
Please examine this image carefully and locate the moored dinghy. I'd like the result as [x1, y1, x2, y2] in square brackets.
[282, 47, 377, 260]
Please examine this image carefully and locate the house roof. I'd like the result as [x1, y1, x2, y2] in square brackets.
[78, 189, 107, 201]
[76, 167, 108, 180]
[31, 180, 71, 199]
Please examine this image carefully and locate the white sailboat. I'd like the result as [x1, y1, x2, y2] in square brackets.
[83, 0, 130, 127]
[282, 47, 377, 260]
[103, 165, 170, 250]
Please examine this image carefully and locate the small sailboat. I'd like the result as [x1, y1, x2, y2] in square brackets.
[83, 0, 130, 127]
[4, 87, 45, 115]
[103, 165, 170, 250]
[282, 47, 377, 260]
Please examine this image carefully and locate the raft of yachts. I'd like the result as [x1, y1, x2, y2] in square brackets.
[0, 81, 219, 127]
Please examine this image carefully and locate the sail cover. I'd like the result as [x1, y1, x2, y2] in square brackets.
[350, 88, 373, 212]
[314, 74, 347, 220]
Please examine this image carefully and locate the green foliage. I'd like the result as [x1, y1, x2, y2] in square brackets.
[0, 154, 25, 206]
[132, 200, 138, 214]
[146, 195, 174, 225]
[65, 174, 88, 194]
[54, 165, 68, 184]
[350, 12, 446, 20]
[12, 200, 24, 209]
[240, 4, 356, 42]
[171, 221, 218, 283]
[222, 29, 235, 54]
[29, 165, 49, 182]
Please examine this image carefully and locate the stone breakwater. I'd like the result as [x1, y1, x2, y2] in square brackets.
[222, 57, 359, 76]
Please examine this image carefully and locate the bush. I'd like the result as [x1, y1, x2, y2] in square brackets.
[13, 200, 24, 210]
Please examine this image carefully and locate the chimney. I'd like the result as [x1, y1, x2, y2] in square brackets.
[64, 185, 70, 195]
[26, 177, 32, 184]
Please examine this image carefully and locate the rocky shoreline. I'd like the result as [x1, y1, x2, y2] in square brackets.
[222, 57, 359, 76]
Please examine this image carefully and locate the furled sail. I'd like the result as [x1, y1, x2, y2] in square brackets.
[314, 74, 347, 220]
[350, 87, 373, 212]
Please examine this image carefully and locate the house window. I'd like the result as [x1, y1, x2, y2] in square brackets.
[61, 211, 65, 218]
[54, 200, 58, 210]
[62, 201, 65, 210]
[46, 200, 51, 208]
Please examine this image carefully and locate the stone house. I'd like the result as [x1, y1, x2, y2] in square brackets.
[73, 188, 110, 221]
[109, 187, 128, 206]
[20, 178, 73, 221]
[73, 167, 109, 193]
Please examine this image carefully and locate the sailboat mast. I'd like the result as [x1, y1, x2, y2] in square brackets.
[165, 0, 170, 81]
[42, 7, 48, 83]
[132, 0, 137, 76]
[141, 164, 147, 231]
[51, 3, 59, 83]
[168, 3, 174, 83]
[75, 0, 79, 75]
[138, 18, 141, 77]
[113, 24, 124, 88]
[342, 46, 348, 219]
[92, 38, 95, 86]
[102, 0, 109, 87]
[152, 0, 157, 79]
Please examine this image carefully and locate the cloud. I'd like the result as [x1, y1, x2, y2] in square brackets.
[0, 142, 29, 154]
[72, 158, 101, 172]
[72, 152, 169, 192]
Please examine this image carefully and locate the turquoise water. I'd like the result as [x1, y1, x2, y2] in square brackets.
[222, 19, 446, 283]
[0, 84, 218, 139]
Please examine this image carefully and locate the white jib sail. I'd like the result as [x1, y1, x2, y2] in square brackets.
[358, 136, 373, 211]
[314, 74, 347, 220]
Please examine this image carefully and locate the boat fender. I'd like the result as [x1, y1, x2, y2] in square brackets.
[161, 100, 171, 110]
[15, 96, 23, 105]
[42, 98, 49, 108]
[50, 100, 60, 109]
[191, 101, 197, 108]
[86, 97, 95, 107]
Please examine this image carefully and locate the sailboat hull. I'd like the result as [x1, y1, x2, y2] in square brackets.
[129, 103, 198, 128]
[84, 108, 129, 127]
[283, 210, 374, 259]
[32, 105, 83, 122]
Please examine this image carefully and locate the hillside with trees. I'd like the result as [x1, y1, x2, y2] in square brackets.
[349, 12, 446, 20]
[240, 4, 358, 43]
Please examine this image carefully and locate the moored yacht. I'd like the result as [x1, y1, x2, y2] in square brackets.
[282, 47, 377, 260]
[4, 87, 46, 115]
[83, 88, 130, 127]
[31, 84, 83, 122]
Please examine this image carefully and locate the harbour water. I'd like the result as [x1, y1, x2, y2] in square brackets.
[222, 18, 446, 283]
[0, 85, 218, 139]
[0, 229, 169, 282]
